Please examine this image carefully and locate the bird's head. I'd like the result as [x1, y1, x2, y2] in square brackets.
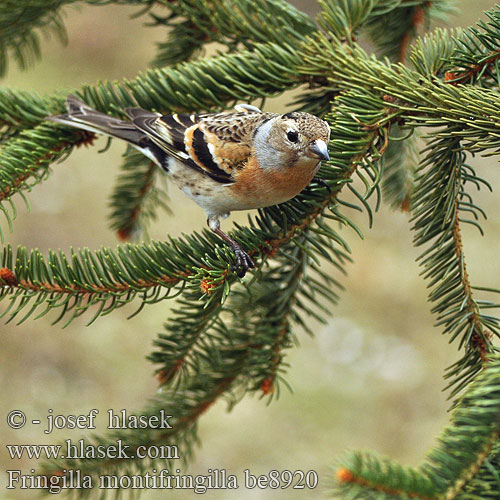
[262, 112, 331, 166]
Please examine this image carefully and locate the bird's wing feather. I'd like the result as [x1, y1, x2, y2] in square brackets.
[201, 111, 273, 144]
[126, 109, 193, 164]
[193, 112, 276, 177]
[128, 110, 229, 183]
[129, 109, 275, 184]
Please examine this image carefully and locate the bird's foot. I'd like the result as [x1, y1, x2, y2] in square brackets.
[312, 177, 332, 194]
[211, 222, 256, 278]
[231, 244, 255, 278]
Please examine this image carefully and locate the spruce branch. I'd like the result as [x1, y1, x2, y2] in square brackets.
[366, 1, 429, 63]
[0, 0, 68, 76]
[108, 147, 170, 241]
[318, 0, 455, 62]
[0, 28, 305, 131]
[381, 125, 419, 211]
[41, 221, 353, 482]
[148, 277, 230, 387]
[0, 88, 62, 143]
[409, 27, 458, 77]
[333, 354, 500, 499]
[42, 354, 245, 485]
[301, 29, 500, 158]
[301, 30, 445, 107]
[443, 6, 500, 86]
[452, 441, 500, 499]
[151, 0, 315, 66]
[39, 228, 350, 480]
[0, 88, 385, 327]
[225, 235, 344, 397]
[0, 0, 163, 77]
[0, 123, 94, 242]
[411, 132, 498, 398]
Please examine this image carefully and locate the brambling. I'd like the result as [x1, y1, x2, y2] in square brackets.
[49, 96, 330, 277]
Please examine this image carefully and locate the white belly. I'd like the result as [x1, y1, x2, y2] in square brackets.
[165, 159, 238, 217]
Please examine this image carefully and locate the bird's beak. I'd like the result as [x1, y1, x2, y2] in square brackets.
[310, 140, 330, 161]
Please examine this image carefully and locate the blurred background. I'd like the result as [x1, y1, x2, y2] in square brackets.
[1, 1, 499, 498]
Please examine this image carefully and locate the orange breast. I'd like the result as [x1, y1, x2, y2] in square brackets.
[231, 156, 318, 209]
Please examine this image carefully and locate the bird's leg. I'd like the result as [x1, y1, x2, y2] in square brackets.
[208, 216, 255, 278]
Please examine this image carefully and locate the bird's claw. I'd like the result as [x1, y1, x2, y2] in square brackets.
[232, 246, 255, 278]
[312, 177, 332, 194]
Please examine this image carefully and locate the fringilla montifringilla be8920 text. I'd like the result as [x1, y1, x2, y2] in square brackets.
[49, 96, 331, 277]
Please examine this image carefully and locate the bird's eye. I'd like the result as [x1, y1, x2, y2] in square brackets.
[287, 130, 299, 143]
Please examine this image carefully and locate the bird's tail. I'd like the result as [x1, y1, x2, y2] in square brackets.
[48, 95, 145, 146]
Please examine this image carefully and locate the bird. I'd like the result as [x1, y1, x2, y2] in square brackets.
[48, 96, 331, 277]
